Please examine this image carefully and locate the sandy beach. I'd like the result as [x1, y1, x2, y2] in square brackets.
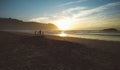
[0, 31, 120, 70]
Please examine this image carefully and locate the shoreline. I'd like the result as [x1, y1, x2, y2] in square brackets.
[51, 33, 120, 41]
[2, 30, 120, 41]
[46, 35, 120, 52]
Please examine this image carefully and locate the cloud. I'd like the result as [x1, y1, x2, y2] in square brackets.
[29, 1, 120, 28]
[61, 7, 86, 14]
[58, 0, 85, 7]
[72, 2, 120, 18]
[58, 2, 120, 19]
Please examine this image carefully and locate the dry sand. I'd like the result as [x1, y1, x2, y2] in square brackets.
[0, 31, 120, 70]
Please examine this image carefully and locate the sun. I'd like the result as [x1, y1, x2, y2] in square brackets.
[55, 19, 72, 30]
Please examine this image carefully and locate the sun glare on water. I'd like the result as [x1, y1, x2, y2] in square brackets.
[59, 32, 67, 37]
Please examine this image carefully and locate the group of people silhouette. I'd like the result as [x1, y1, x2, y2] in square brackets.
[35, 30, 44, 37]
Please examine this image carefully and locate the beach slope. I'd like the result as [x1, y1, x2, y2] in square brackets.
[0, 31, 120, 70]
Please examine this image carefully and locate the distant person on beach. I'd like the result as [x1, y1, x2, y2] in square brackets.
[40, 30, 45, 37]
[35, 30, 44, 37]
[35, 31, 37, 36]
[38, 30, 42, 36]
[41, 30, 45, 37]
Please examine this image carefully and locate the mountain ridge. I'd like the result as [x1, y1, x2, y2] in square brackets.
[0, 18, 58, 30]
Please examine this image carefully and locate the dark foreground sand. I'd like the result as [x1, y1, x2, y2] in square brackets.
[0, 31, 120, 70]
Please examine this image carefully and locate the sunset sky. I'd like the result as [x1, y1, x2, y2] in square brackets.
[0, 0, 120, 30]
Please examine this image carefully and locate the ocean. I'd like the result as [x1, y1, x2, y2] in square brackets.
[3, 30, 120, 41]
[46, 30, 120, 41]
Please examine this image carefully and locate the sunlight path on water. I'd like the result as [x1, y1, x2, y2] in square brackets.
[59, 31, 67, 37]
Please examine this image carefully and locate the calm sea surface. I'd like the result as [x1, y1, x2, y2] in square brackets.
[3, 30, 120, 41]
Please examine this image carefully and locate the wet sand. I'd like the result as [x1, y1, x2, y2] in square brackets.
[0, 31, 120, 70]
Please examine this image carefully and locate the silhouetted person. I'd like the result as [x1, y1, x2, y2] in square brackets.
[34, 30, 45, 37]
[35, 31, 37, 36]
[41, 30, 45, 37]
[38, 30, 42, 36]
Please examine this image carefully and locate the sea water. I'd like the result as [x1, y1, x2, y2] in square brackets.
[3, 30, 120, 41]
[45, 30, 120, 41]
